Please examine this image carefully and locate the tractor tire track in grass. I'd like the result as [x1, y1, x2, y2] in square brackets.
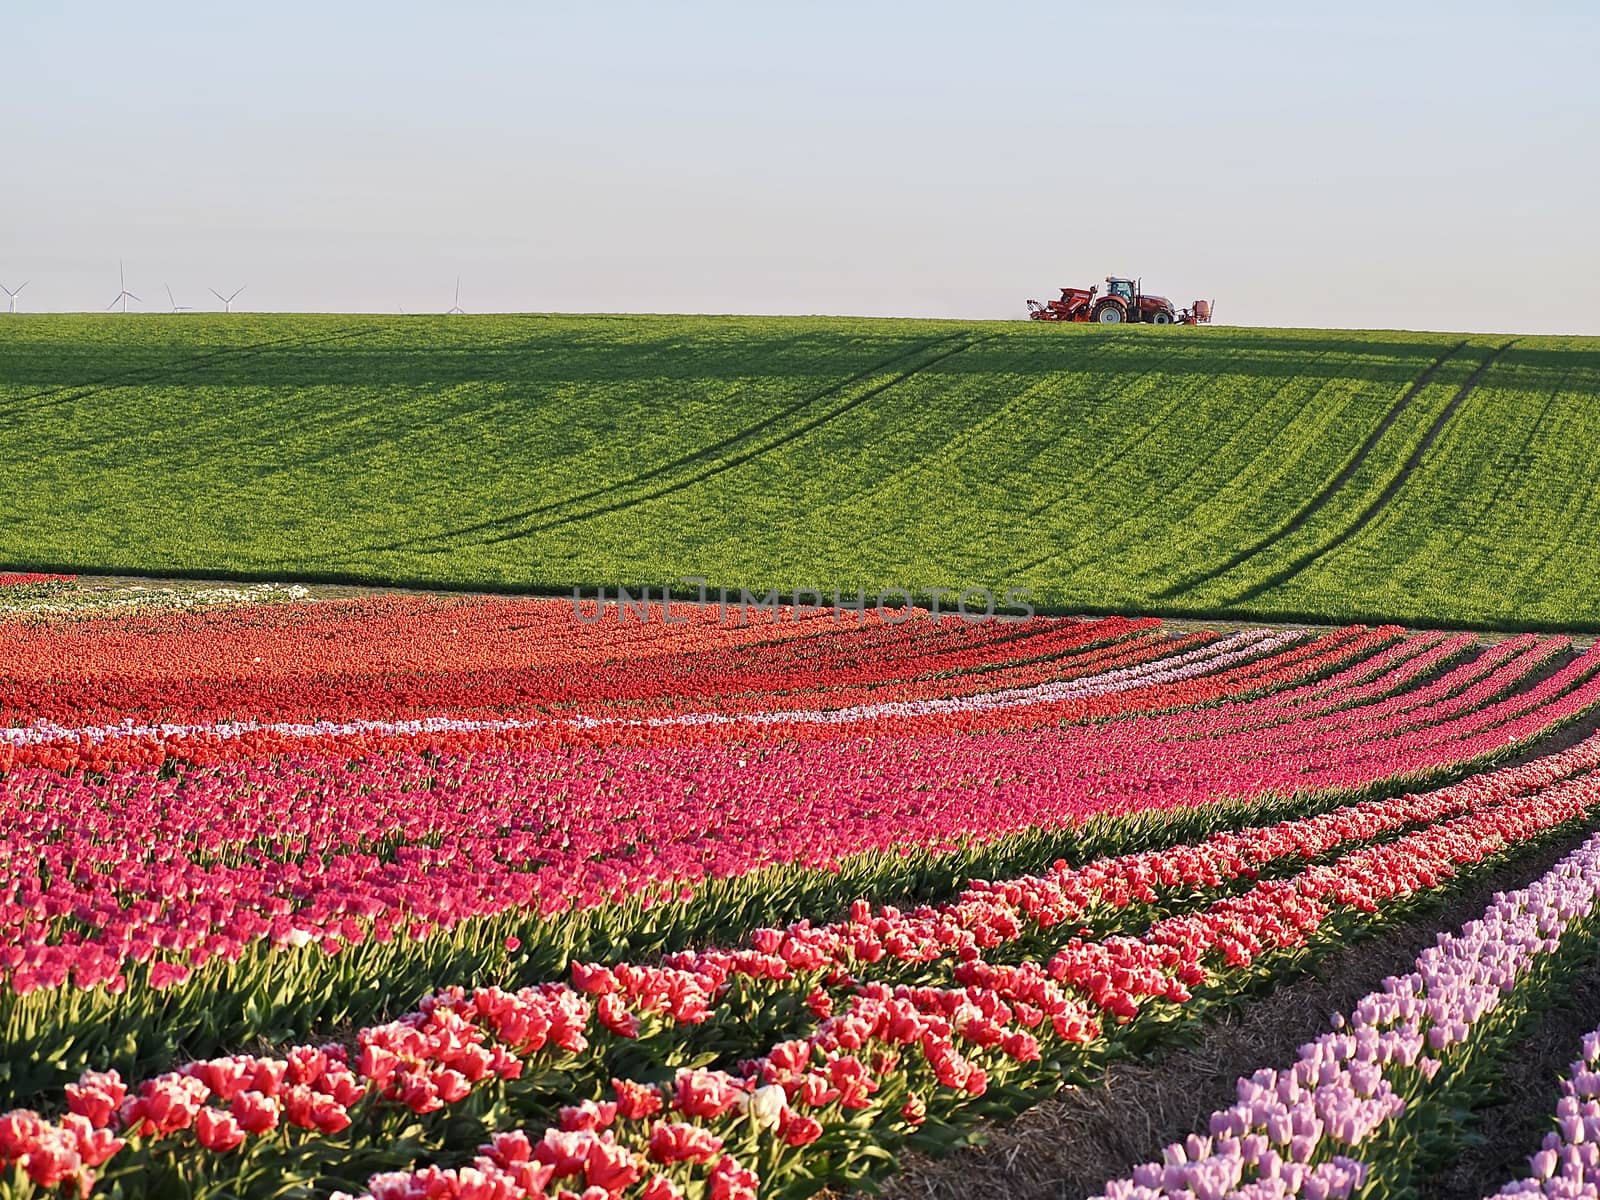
[1224, 340, 1519, 606]
[161, 322, 584, 478]
[1484, 366, 1600, 603]
[335, 332, 976, 559]
[1127, 368, 1415, 599]
[1007, 347, 1340, 582]
[422, 332, 1002, 553]
[1155, 339, 1471, 600]
[763, 337, 1161, 572]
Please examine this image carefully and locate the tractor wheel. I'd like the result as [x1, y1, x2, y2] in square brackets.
[1095, 305, 1123, 324]
[1150, 310, 1173, 325]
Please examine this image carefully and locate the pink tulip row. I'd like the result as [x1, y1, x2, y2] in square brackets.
[9, 733, 1600, 1199]
[673, 728, 1600, 990]
[1091, 825, 1600, 1200]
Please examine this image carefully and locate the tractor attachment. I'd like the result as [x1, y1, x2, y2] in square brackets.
[1026, 285, 1097, 321]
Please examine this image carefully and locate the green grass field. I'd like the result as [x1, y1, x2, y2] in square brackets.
[3, 313, 1598, 629]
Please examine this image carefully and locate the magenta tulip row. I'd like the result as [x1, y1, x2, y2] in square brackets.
[7, 632, 1598, 1002]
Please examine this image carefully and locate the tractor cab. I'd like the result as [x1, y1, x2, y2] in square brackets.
[1086, 276, 1144, 323]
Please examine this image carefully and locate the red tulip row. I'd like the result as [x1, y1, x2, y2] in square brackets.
[0, 623, 1495, 775]
[0, 623, 1336, 774]
[7, 731, 1592, 1199]
[1, 596, 1419, 751]
[0, 598, 1166, 729]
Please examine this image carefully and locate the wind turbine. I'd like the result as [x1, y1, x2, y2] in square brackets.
[209, 286, 245, 313]
[165, 284, 192, 313]
[446, 276, 464, 315]
[108, 261, 140, 313]
[0, 282, 25, 314]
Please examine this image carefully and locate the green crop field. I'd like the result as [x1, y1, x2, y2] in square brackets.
[2, 313, 1598, 630]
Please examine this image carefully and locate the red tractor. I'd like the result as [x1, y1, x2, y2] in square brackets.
[1028, 277, 1213, 325]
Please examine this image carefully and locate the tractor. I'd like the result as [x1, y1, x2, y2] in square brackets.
[1028, 277, 1213, 325]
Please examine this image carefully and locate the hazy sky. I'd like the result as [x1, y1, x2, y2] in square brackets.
[6, 2, 1597, 332]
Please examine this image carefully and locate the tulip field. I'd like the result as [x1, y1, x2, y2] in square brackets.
[6, 587, 1600, 1198]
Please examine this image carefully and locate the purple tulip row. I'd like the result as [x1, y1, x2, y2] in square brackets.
[1091, 827, 1600, 1200]
[1491, 1029, 1600, 1198]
